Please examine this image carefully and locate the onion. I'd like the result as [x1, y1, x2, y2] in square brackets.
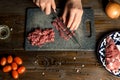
[105, 2, 120, 19]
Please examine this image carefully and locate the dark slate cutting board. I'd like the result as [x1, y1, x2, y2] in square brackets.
[25, 8, 96, 51]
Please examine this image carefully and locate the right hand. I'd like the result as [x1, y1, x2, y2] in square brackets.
[33, 0, 56, 15]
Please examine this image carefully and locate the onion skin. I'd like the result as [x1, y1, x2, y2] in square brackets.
[105, 2, 120, 19]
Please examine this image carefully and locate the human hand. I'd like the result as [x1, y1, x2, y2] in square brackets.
[62, 0, 83, 31]
[33, 0, 56, 15]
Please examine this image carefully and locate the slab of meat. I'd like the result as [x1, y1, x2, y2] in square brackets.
[52, 17, 75, 40]
[27, 28, 55, 47]
[105, 36, 120, 73]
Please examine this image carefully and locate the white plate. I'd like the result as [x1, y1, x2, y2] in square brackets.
[98, 31, 120, 76]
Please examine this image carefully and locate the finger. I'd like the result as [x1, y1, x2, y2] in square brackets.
[51, 0, 56, 12]
[67, 9, 76, 29]
[74, 10, 83, 30]
[45, 3, 51, 15]
[40, 3, 46, 11]
[74, 20, 81, 30]
[62, 7, 68, 23]
[36, 0, 40, 7]
[70, 9, 83, 30]
[70, 12, 79, 30]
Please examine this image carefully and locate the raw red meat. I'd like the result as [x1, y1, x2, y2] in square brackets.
[105, 37, 120, 72]
[27, 28, 55, 47]
[52, 17, 75, 40]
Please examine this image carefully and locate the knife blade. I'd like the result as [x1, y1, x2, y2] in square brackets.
[52, 10, 81, 47]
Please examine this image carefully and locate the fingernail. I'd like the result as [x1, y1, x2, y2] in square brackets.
[70, 27, 74, 31]
[67, 26, 70, 29]
[46, 11, 50, 15]
[54, 9, 57, 13]
[46, 13, 50, 15]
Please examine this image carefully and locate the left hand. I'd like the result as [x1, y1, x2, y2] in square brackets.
[62, 0, 83, 31]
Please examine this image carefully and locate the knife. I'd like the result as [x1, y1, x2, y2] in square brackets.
[52, 9, 81, 47]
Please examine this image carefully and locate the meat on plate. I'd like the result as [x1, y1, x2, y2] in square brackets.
[105, 36, 120, 73]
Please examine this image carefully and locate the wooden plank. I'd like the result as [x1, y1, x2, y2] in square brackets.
[0, 0, 120, 80]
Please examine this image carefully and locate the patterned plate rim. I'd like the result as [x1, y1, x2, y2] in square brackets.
[98, 31, 120, 77]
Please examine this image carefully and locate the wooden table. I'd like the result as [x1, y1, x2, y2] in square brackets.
[0, 0, 120, 80]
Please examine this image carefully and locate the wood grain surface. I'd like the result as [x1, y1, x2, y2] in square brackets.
[0, 0, 120, 80]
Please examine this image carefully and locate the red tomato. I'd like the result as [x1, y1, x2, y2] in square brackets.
[14, 57, 22, 65]
[0, 57, 7, 66]
[3, 65, 12, 72]
[12, 70, 19, 79]
[7, 55, 13, 64]
[11, 62, 18, 70]
[17, 66, 26, 74]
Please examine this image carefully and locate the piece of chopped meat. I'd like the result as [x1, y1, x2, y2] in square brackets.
[105, 36, 120, 73]
[52, 17, 75, 40]
[27, 28, 55, 47]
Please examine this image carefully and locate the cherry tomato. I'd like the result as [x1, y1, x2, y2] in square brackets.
[14, 57, 22, 65]
[0, 57, 7, 66]
[17, 66, 26, 74]
[11, 62, 18, 70]
[3, 65, 12, 72]
[12, 70, 19, 79]
[7, 55, 13, 64]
